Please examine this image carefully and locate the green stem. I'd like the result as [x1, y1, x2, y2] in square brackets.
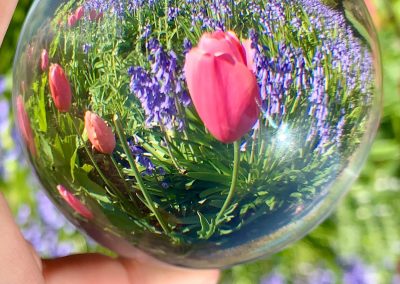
[216, 141, 241, 224]
[113, 115, 171, 235]
[110, 155, 140, 211]
[161, 125, 182, 172]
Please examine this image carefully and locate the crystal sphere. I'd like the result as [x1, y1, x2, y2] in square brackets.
[13, 0, 381, 268]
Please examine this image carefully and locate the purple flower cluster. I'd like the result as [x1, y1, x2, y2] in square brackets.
[260, 259, 379, 284]
[128, 140, 168, 187]
[247, 0, 374, 153]
[84, 0, 127, 17]
[183, 0, 232, 30]
[129, 38, 190, 131]
[17, 190, 77, 257]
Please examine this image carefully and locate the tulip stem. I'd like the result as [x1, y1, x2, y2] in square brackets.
[215, 141, 241, 226]
[113, 115, 171, 235]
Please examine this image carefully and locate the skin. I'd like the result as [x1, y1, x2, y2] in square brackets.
[0, 2, 220, 283]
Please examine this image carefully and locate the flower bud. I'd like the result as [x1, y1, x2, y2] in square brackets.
[57, 185, 93, 219]
[68, 14, 77, 27]
[85, 111, 116, 154]
[49, 64, 73, 112]
[16, 95, 36, 156]
[75, 6, 85, 21]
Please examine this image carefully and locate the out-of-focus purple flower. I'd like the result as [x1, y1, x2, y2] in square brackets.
[342, 259, 377, 284]
[261, 271, 286, 284]
[0, 76, 6, 95]
[307, 267, 335, 284]
[16, 189, 77, 257]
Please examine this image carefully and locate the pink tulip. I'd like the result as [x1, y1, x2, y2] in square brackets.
[40, 49, 49, 71]
[16, 95, 36, 156]
[75, 6, 85, 21]
[68, 14, 77, 27]
[49, 64, 72, 112]
[241, 39, 256, 72]
[57, 185, 93, 219]
[184, 31, 260, 143]
[89, 10, 103, 21]
[84, 111, 116, 154]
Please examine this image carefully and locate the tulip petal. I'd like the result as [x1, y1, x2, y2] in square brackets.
[184, 49, 259, 143]
[242, 39, 256, 72]
[198, 32, 246, 64]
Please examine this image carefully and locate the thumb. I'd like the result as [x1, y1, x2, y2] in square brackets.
[0, 192, 44, 284]
[0, 0, 19, 47]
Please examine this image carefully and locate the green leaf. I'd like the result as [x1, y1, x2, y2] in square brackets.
[197, 211, 215, 239]
[186, 172, 231, 184]
[70, 147, 78, 182]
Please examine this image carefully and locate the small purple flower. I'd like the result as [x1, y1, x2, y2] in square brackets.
[0, 76, 5, 95]
[141, 24, 152, 39]
[82, 44, 92, 54]
[261, 271, 285, 284]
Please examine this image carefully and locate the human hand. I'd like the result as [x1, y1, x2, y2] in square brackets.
[0, 2, 219, 283]
[0, 193, 220, 284]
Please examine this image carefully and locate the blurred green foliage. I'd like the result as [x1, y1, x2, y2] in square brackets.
[1, 0, 400, 283]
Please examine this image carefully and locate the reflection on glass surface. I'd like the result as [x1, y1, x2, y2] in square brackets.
[13, 0, 381, 268]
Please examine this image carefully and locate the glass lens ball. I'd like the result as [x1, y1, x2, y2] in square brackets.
[13, 0, 381, 268]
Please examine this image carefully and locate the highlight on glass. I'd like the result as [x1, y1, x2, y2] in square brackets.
[13, 0, 381, 268]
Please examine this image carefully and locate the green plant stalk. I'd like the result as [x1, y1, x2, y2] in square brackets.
[113, 114, 171, 235]
[160, 124, 183, 172]
[215, 140, 241, 224]
[110, 155, 141, 213]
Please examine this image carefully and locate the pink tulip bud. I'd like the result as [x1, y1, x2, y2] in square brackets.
[40, 49, 49, 71]
[89, 10, 103, 21]
[75, 6, 85, 21]
[16, 95, 36, 156]
[57, 185, 93, 219]
[68, 14, 77, 27]
[184, 31, 260, 143]
[49, 64, 73, 112]
[85, 111, 116, 154]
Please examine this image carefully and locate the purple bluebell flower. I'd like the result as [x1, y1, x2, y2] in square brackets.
[129, 38, 189, 131]
[141, 24, 152, 39]
[183, 38, 192, 55]
[82, 44, 92, 54]
[167, 6, 180, 21]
